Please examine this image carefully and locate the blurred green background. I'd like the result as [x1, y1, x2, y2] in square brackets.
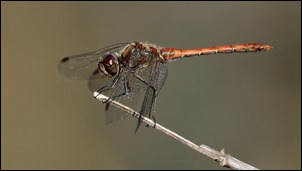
[1, 2, 300, 170]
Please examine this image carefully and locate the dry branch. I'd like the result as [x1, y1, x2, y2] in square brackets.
[94, 92, 259, 170]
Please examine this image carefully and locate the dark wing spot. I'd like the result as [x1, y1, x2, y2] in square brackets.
[60, 57, 70, 63]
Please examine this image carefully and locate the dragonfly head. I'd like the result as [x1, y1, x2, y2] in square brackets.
[98, 53, 120, 77]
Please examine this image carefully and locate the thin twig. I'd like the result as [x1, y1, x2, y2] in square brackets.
[94, 92, 259, 170]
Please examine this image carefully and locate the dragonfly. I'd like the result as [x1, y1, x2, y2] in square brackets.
[58, 42, 272, 132]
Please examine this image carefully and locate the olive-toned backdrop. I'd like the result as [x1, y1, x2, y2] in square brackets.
[2, 2, 301, 169]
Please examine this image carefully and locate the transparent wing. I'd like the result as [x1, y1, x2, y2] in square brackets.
[87, 69, 113, 92]
[103, 60, 168, 127]
[58, 43, 129, 80]
[103, 71, 144, 125]
[135, 61, 168, 131]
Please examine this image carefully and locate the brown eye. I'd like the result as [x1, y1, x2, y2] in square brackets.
[98, 54, 119, 77]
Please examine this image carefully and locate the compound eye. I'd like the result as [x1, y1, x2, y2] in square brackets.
[98, 54, 119, 77]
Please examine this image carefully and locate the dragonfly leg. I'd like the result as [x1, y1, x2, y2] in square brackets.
[142, 100, 157, 129]
[101, 73, 132, 112]
[135, 84, 158, 133]
[152, 115, 157, 128]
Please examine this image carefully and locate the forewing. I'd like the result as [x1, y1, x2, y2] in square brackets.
[58, 43, 129, 80]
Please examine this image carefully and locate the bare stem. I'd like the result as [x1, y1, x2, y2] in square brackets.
[94, 92, 259, 170]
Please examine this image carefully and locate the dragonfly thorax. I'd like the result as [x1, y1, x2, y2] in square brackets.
[120, 42, 163, 70]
